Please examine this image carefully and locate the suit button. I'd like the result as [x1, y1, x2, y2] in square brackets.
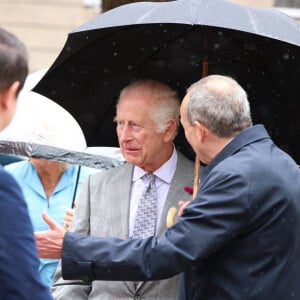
[134, 294, 141, 300]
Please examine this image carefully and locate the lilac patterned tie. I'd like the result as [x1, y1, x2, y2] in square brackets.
[132, 173, 157, 239]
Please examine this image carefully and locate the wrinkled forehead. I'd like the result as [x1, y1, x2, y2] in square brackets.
[117, 89, 155, 113]
[115, 97, 153, 122]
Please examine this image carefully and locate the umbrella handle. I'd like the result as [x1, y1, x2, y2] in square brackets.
[166, 207, 178, 228]
[166, 156, 200, 228]
[192, 155, 200, 198]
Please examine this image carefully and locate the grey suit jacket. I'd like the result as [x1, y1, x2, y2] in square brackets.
[52, 151, 194, 299]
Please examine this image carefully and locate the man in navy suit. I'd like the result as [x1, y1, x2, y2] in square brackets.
[0, 28, 52, 299]
[36, 75, 300, 299]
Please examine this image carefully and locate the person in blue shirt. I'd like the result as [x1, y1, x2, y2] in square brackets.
[2, 64, 102, 288]
[5, 158, 98, 287]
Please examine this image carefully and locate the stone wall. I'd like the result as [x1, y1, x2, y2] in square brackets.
[0, 0, 98, 72]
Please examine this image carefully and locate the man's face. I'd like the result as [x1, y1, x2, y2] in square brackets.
[115, 92, 170, 172]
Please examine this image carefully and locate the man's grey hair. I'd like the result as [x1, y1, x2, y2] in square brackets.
[186, 75, 252, 137]
[117, 79, 180, 139]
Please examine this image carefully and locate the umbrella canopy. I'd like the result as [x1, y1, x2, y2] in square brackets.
[33, 0, 300, 162]
[0, 69, 123, 169]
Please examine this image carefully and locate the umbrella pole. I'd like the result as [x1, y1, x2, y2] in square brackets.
[192, 157, 200, 198]
[167, 30, 210, 228]
[71, 165, 81, 208]
[192, 29, 210, 197]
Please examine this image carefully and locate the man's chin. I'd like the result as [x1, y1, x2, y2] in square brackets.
[126, 157, 140, 164]
[123, 154, 140, 164]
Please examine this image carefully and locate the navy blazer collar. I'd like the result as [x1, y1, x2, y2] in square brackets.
[201, 124, 270, 181]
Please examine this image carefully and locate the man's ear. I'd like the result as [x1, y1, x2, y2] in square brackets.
[163, 119, 177, 142]
[194, 120, 207, 142]
[0, 81, 20, 110]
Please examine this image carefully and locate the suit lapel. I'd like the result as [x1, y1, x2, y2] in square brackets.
[107, 164, 133, 239]
[156, 153, 194, 236]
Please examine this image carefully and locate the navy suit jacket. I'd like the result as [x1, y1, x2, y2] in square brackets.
[0, 166, 52, 299]
[62, 125, 300, 300]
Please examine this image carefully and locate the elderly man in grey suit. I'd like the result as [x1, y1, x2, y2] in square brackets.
[50, 79, 194, 299]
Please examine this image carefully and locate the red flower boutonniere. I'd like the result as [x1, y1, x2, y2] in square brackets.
[184, 186, 193, 194]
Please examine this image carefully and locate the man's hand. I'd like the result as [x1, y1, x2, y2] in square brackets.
[178, 200, 191, 216]
[63, 200, 76, 232]
[35, 212, 66, 259]
[63, 208, 74, 231]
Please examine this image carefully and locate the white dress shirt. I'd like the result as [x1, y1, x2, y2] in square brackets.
[128, 147, 177, 237]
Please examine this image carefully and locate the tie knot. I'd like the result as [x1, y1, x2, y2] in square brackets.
[145, 173, 155, 184]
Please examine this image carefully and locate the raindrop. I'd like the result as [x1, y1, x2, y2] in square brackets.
[246, 82, 253, 89]
[189, 59, 197, 67]
[113, 52, 118, 57]
[282, 53, 289, 60]
[66, 46, 72, 52]
[127, 65, 133, 70]
[214, 43, 220, 50]
[156, 60, 166, 68]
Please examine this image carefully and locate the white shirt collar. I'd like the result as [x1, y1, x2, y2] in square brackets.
[133, 146, 177, 184]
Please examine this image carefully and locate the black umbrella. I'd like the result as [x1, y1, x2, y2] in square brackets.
[33, 0, 300, 163]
